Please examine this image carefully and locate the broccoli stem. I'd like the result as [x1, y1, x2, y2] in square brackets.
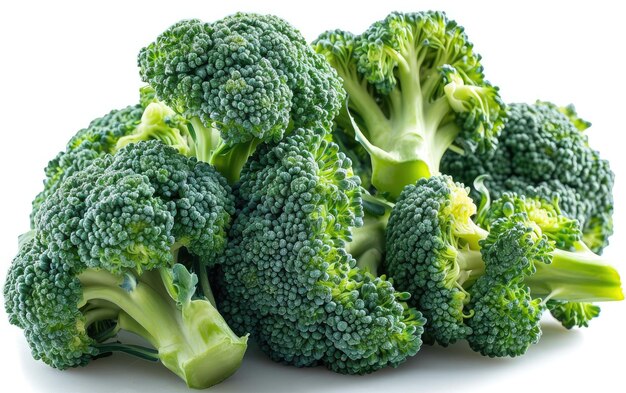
[346, 210, 389, 275]
[196, 261, 217, 307]
[525, 246, 624, 303]
[189, 117, 221, 163]
[456, 249, 485, 287]
[78, 268, 247, 389]
[210, 139, 260, 184]
[347, 59, 459, 198]
[189, 117, 259, 183]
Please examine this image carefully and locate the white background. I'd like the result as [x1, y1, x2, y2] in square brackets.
[0, 0, 624, 392]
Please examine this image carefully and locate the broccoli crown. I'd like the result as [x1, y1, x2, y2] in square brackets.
[31, 103, 144, 223]
[5, 140, 236, 372]
[467, 279, 543, 357]
[138, 13, 344, 146]
[385, 175, 486, 345]
[217, 128, 424, 374]
[4, 237, 94, 366]
[313, 11, 505, 197]
[31, 87, 194, 226]
[441, 101, 615, 252]
[478, 192, 612, 331]
[464, 211, 552, 357]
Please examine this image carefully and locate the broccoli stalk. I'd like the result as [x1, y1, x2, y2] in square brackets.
[186, 117, 261, 184]
[314, 12, 505, 198]
[526, 243, 623, 302]
[349, 67, 496, 197]
[78, 265, 246, 388]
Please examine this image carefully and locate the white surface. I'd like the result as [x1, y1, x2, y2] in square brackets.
[0, 1, 624, 392]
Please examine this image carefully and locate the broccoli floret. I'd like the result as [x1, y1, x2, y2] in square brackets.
[384, 176, 622, 357]
[5, 140, 247, 389]
[31, 87, 194, 225]
[216, 128, 424, 374]
[384, 176, 488, 345]
[313, 12, 505, 198]
[138, 13, 345, 183]
[546, 300, 600, 329]
[441, 101, 615, 252]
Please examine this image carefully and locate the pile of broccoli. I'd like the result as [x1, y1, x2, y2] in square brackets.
[3, 10, 622, 390]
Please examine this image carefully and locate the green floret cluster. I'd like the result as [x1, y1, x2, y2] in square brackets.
[31, 87, 194, 224]
[5, 140, 247, 388]
[385, 176, 622, 357]
[138, 13, 344, 182]
[441, 101, 614, 252]
[4, 9, 623, 391]
[217, 128, 425, 374]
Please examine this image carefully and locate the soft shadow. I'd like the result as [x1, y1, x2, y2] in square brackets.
[20, 319, 585, 393]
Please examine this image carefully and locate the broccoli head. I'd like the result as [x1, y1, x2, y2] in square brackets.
[31, 87, 194, 225]
[5, 140, 247, 388]
[441, 101, 614, 252]
[138, 13, 345, 182]
[216, 128, 424, 374]
[384, 176, 622, 357]
[314, 11, 505, 198]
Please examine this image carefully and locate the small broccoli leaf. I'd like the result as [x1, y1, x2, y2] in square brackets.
[161, 264, 198, 308]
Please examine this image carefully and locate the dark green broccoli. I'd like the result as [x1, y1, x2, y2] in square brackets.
[313, 11, 505, 198]
[216, 128, 424, 374]
[384, 176, 622, 357]
[31, 87, 194, 225]
[5, 141, 247, 388]
[441, 101, 614, 252]
[138, 13, 345, 183]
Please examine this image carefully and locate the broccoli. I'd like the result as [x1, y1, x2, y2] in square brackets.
[313, 11, 505, 198]
[31, 87, 194, 225]
[138, 13, 344, 183]
[384, 176, 622, 357]
[4, 140, 247, 388]
[344, 196, 390, 276]
[441, 101, 614, 252]
[216, 128, 425, 374]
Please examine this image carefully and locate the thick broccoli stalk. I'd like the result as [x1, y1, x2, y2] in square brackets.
[138, 13, 344, 183]
[30, 86, 194, 226]
[441, 101, 614, 252]
[384, 176, 622, 356]
[313, 12, 505, 198]
[79, 265, 245, 388]
[4, 141, 247, 388]
[216, 128, 424, 374]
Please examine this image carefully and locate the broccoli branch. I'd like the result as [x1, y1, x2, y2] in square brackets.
[78, 266, 247, 389]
